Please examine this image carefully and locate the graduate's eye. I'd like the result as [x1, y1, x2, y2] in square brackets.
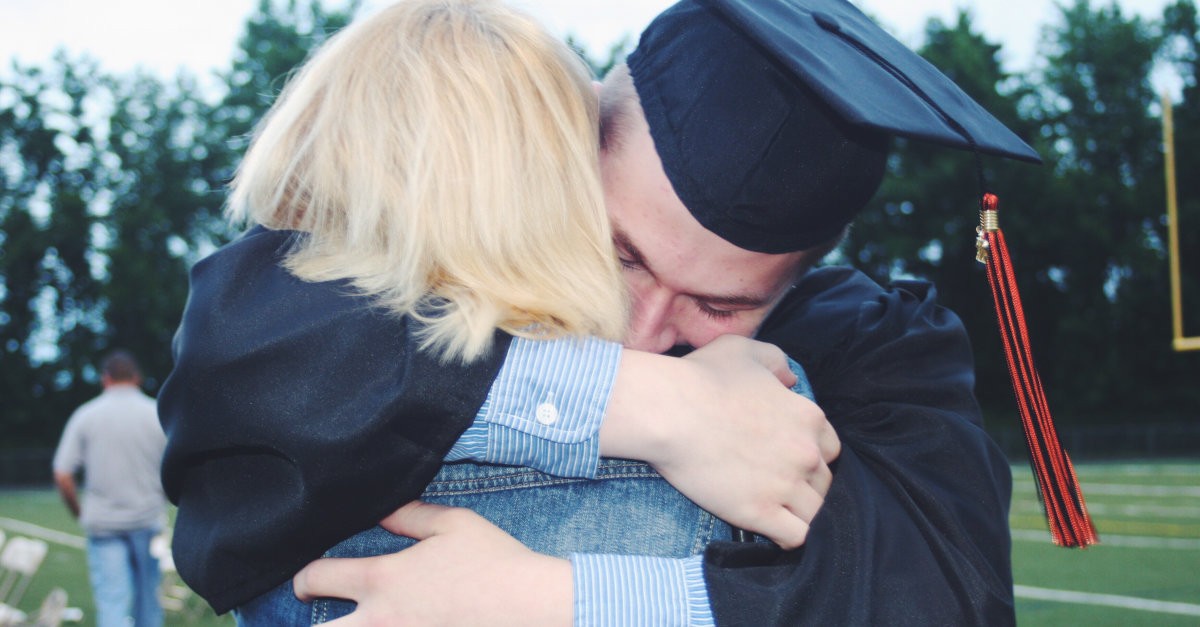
[696, 301, 738, 321]
[618, 256, 644, 271]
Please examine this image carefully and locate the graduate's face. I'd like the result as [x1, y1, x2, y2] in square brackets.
[600, 115, 806, 354]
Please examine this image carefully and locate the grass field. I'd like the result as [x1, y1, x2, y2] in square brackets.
[0, 490, 232, 627]
[1, 460, 1197, 625]
[1010, 461, 1200, 626]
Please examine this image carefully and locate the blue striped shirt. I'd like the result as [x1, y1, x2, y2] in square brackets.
[443, 336, 717, 625]
[572, 554, 714, 627]
[446, 335, 619, 477]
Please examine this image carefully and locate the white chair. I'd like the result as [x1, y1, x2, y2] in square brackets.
[25, 586, 67, 627]
[149, 534, 173, 573]
[0, 536, 49, 611]
[0, 603, 26, 626]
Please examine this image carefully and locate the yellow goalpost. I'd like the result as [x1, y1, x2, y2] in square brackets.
[1162, 93, 1200, 352]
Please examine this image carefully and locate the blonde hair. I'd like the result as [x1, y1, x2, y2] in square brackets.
[228, 0, 626, 362]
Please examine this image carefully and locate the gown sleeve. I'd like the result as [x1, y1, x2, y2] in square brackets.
[704, 266, 1015, 626]
[158, 227, 511, 613]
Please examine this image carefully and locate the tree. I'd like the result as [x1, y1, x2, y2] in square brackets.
[212, 0, 357, 171]
[0, 1, 357, 447]
[1032, 0, 1182, 414]
[1159, 0, 1200, 405]
[568, 34, 632, 79]
[0, 56, 110, 444]
[845, 0, 1200, 420]
[100, 72, 220, 388]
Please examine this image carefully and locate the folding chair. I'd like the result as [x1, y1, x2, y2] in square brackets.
[25, 587, 68, 627]
[0, 536, 49, 613]
[0, 533, 47, 619]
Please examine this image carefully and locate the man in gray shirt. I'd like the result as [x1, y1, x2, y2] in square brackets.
[53, 350, 167, 627]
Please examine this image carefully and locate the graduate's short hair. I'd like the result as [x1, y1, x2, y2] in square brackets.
[599, 63, 638, 154]
[229, 0, 626, 362]
[101, 350, 141, 383]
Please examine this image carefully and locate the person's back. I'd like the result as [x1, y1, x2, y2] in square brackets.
[54, 350, 167, 627]
[56, 385, 165, 532]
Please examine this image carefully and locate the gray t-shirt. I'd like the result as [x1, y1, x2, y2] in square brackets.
[53, 385, 168, 534]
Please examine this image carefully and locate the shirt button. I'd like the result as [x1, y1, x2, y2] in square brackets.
[535, 402, 559, 425]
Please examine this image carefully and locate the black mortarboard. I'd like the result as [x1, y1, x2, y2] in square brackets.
[627, 0, 1041, 253]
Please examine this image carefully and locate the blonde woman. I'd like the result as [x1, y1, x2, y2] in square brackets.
[159, 0, 818, 624]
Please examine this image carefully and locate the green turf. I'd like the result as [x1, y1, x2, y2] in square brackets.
[0, 490, 233, 626]
[2, 460, 1197, 625]
[1011, 460, 1200, 626]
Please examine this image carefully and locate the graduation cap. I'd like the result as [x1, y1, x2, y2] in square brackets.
[628, 0, 1040, 254]
[628, 0, 1097, 547]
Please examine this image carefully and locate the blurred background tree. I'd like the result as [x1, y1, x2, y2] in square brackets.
[853, 0, 1200, 424]
[1, 0, 1197, 452]
[0, 0, 354, 445]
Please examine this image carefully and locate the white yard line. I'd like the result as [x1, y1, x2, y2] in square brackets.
[0, 516, 85, 549]
[1015, 585, 1200, 617]
[1011, 501, 1200, 518]
[1012, 464, 1200, 477]
[1081, 502, 1200, 517]
[1073, 465, 1200, 477]
[1012, 481, 1200, 498]
[1010, 528, 1200, 549]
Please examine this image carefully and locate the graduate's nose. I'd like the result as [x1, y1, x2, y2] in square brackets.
[625, 285, 680, 353]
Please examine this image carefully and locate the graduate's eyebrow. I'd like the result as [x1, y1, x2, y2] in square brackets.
[612, 230, 773, 309]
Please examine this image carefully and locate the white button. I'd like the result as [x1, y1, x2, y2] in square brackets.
[535, 402, 559, 425]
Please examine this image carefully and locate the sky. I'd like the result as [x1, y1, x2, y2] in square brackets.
[0, 0, 1182, 87]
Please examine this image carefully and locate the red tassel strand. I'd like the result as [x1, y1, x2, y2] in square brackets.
[978, 193, 1098, 548]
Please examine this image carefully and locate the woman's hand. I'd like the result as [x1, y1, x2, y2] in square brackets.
[600, 335, 840, 549]
[294, 501, 572, 626]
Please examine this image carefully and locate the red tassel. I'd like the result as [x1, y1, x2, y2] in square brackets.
[977, 193, 1098, 548]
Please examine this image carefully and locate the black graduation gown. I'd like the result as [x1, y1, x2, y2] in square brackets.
[704, 267, 1015, 625]
[157, 227, 510, 613]
[161, 228, 1013, 623]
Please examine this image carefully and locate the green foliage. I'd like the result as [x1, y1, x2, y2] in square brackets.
[0, 56, 110, 444]
[567, 34, 633, 79]
[845, 0, 1200, 419]
[845, 10, 1039, 409]
[0, 1, 354, 446]
[101, 73, 219, 388]
[214, 0, 357, 166]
